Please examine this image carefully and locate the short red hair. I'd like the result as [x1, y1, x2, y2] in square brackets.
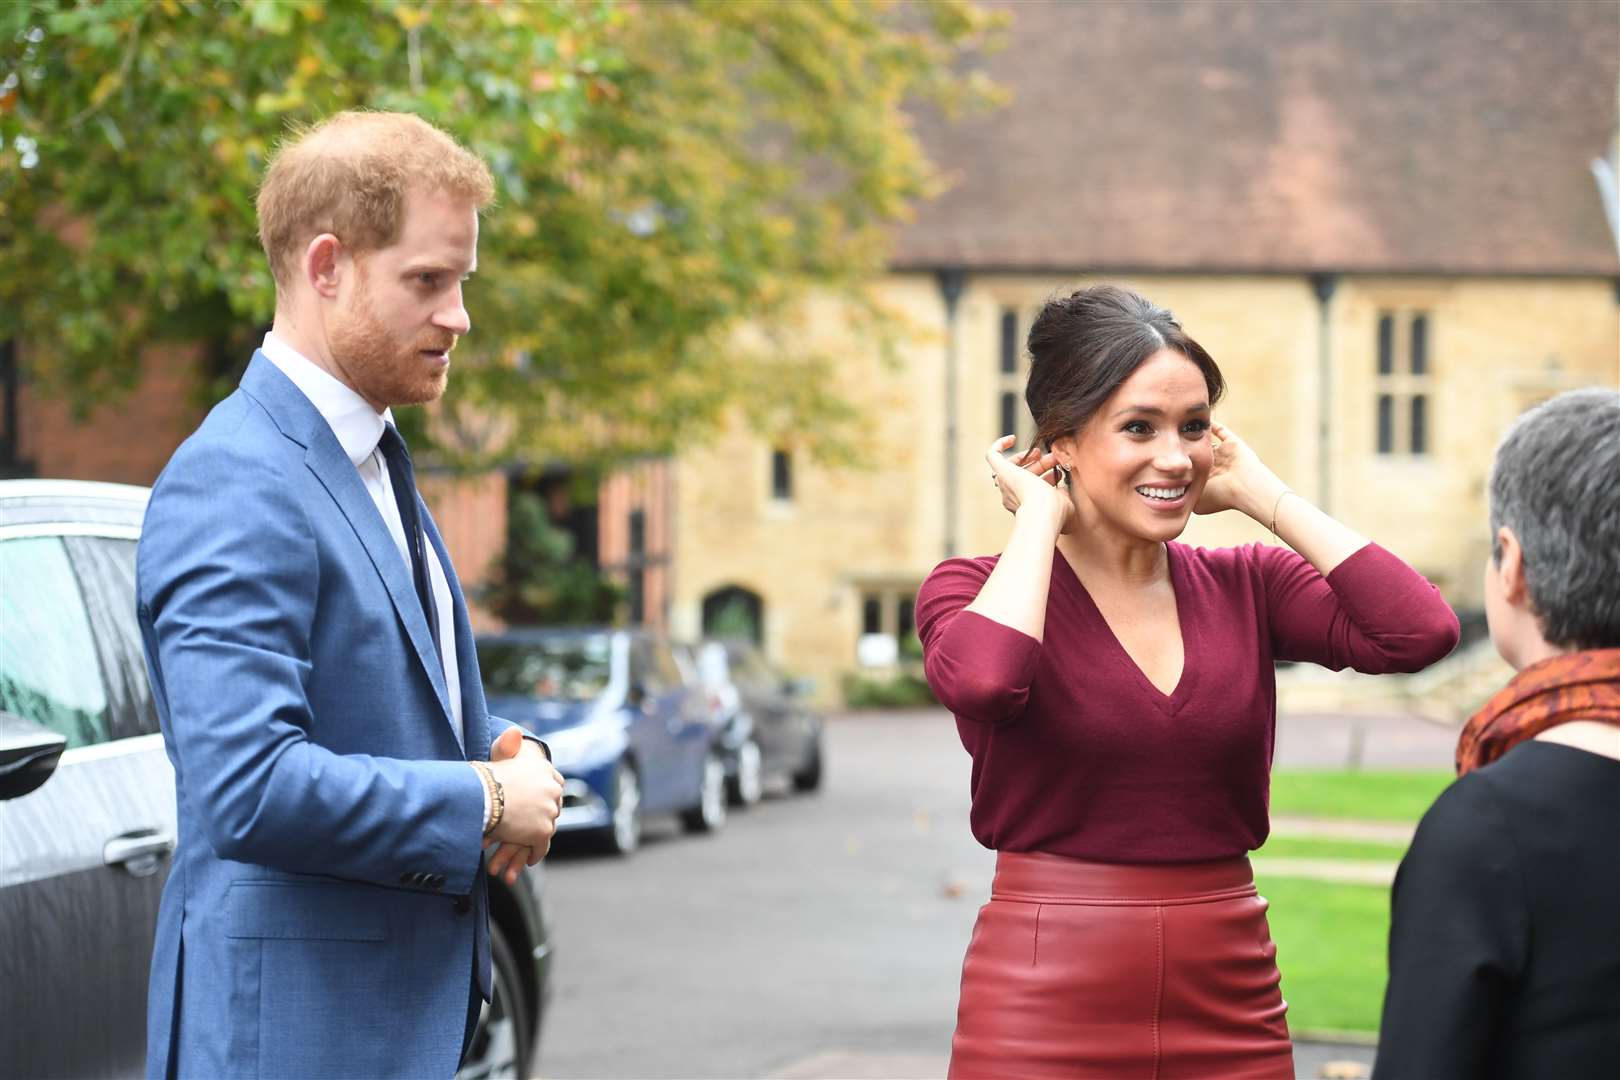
[256, 110, 494, 290]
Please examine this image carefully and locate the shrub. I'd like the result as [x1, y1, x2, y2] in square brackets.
[841, 670, 937, 709]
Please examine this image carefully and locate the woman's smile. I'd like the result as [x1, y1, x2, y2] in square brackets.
[1134, 483, 1190, 511]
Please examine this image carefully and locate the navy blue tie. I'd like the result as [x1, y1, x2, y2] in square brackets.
[376, 423, 441, 659]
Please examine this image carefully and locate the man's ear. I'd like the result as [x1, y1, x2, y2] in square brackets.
[304, 233, 345, 299]
[1496, 526, 1529, 607]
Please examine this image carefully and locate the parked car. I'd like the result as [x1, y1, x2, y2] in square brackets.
[0, 479, 551, 1080]
[675, 639, 825, 806]
[477, 627, 728, 855]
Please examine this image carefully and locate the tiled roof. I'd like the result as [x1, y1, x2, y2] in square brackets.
[894, 0, 1620, 275]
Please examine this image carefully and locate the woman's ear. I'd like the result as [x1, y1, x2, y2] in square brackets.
[1051, 433, 1078, 473]
[1496, 526, 1529, 607]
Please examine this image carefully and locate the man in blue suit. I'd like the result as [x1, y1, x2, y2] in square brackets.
[137, 111, 564, 1078]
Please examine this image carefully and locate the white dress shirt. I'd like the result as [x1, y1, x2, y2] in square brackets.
[260, 332, 466, 750]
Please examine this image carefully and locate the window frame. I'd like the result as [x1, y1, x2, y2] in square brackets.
[1373, 309, 1435, 459]
[995, 306, 1032, 445]
[0, 338, 29, 478]
[63, 534, 161, 740]
[855, 585, 925, 664]
[770, 447, 793, 502]
[0, 524, 148, 748]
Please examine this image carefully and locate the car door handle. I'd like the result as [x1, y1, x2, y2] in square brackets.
[104, 829, 175, 877]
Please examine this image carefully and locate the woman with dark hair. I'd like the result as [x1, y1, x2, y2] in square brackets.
[1373, 388, 1620, 1080]
[916, 284, 1460, 1079]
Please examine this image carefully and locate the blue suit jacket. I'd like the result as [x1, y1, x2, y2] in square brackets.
[138, 355, 516, 1078]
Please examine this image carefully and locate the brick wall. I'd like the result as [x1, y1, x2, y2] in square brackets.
[419, 470, 509, 634]
[17, 341, 208, 486]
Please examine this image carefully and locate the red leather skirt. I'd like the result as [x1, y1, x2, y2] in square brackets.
[949, 851, 1293, 1080]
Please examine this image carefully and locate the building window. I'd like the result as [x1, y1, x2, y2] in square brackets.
[999, 392, 1019, 442]
[996, 307, 1029, 443]
[0, 339, 27, 479]
[1410, 394, 1428, 455]
[627, 509, 646, 624]
[999, 309, 1019, 374]
[861, 595, 883, 636]
[896, 597, 920, 659]
[771, 448, 793, 501]
[1374, 311, 1434, 457]
[856, 587, 924, 667]
[1376, 314, 1394, 376]
[1376, 394, 1395, 454]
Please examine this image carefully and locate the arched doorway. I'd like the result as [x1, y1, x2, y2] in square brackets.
[701, 585, 763, 645]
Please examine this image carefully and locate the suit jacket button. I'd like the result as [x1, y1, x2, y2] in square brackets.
[399, 872, 414, 886]
[429, 874, 446, 890]
[452, 895, 471, 915]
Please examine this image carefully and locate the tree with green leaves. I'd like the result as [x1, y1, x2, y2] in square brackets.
[1, 0, 1000, 467]
[480, 489, 621, 625]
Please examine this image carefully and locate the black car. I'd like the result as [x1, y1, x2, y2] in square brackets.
[0, 479, 551, 1079]
[677, 638, 824, 806]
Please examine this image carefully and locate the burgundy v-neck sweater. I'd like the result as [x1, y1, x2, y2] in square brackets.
[915, 542, 1459, 863]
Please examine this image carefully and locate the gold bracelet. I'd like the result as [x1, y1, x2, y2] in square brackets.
[470, 761, 504, 837]
[1268, 489, 1295, 539]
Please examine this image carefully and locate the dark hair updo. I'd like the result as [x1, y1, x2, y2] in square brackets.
[1025, 284, 1225, 450]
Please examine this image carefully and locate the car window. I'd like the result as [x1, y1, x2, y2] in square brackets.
[0, 536, 115, 748]
[478, 634, 613, 703]
[728, 643, 778, 692]
[630, 639, 665, 694]
[668, 643, 697, 685]
[652, 642, 685, 689]
[64, 536, 160, 739]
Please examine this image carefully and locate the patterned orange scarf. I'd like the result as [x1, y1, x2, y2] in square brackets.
[1456, 648, 1620, 776]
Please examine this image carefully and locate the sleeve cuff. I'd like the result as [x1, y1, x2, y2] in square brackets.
[471, 763, 492, 833]
[520, 731, 552, 761]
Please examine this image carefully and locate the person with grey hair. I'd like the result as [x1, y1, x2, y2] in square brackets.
[1373, 387, 1620, 1080]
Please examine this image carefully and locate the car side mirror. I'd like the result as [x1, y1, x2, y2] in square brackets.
[0, 710, 69, 801]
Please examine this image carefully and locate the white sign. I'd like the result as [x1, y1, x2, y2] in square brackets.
[857, 633, 899, 668]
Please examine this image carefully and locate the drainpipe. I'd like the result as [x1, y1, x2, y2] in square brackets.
[1309, 273, 1339, 514]
[937, 269, 966, 558]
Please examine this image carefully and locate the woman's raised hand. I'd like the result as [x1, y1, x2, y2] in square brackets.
[1194, 421, 1286, 519]
[986, 435, 1072, 534]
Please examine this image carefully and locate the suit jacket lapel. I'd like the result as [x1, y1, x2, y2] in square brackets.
[422, 509, 491, 761]
[239, 354, 456, 730]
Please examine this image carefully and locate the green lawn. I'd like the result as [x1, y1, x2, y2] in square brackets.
[1269, 769, 1453, 822]
[1259, 875, 1393, 1036]
[1254, 835, 1409, 862]
[1254, 769, 1457, 1036]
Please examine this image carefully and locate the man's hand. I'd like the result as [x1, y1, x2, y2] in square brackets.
[484, 727, 564, 884]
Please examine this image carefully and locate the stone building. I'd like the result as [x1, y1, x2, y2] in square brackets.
[665, 0, 1620, 698]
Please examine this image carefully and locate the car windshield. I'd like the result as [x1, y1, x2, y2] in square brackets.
[479, 634, 612, 703]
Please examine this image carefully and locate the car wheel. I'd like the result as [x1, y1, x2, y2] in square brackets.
[726, 736, 764, 807]
[455, 920, 531, 1080]
[681, 750, 728, 833]
[791, 732, 823, 793]
[602, 758, 642, 855]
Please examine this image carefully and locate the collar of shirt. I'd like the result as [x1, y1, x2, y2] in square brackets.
[260, 331, 395, 467]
